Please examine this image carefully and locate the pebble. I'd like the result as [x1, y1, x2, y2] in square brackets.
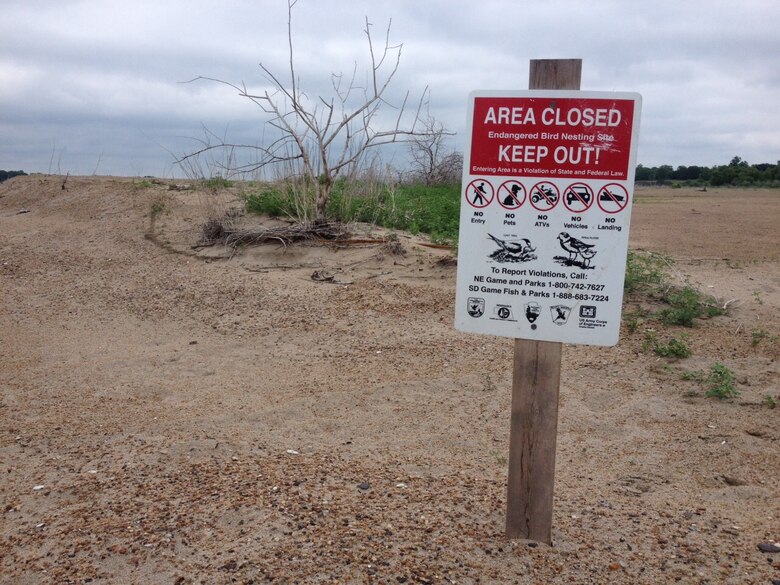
[32, 485, 45, 491]
[758, 542, 780, 553]
[357, 482, 370, 491]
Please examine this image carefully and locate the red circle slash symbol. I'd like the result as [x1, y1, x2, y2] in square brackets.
[529, 182, 560, 212]
[597, 183, 629, 214]
[562, 182, 595, 213]
[498, 181, 526, 209]
[466, 179, 494, 208]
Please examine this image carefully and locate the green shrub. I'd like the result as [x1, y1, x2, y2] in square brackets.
[658, 286, 725, 327]
[204, 175, 232, 189]
[651, 334, 692, 358]
[243, 184, 306, 218]
[705, 363, 739, 400]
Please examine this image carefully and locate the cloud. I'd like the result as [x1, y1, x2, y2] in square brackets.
[1, 0, 779, 175]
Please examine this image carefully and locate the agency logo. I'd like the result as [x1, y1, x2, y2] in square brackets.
[550, 305, 572, 325]
[467, 297, 485, 318]
[524, 302, 541, 323]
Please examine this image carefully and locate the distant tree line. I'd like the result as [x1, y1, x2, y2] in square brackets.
[0, 170, 27, 182]
[635, 157, 779, 187]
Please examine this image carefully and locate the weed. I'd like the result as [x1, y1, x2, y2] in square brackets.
[763, 394, 777, 409]
[150, 201, 166, 216]
[651, 333, 692, 358]
[751, 328, 778, 346]
[752, 291, 764, 305]
[658, 286, 725, 327]
[624, 308, 650, 333]
[245, 181, 461, 244]
[680, 369, 705, 382]
[705, 363, 739, 400]
[644, 330, 692, 358]
[482, 373, 497, 392]
[244, 185, 293, 218]
[624, 251, 667, 295]
[204, 175, 232, 190]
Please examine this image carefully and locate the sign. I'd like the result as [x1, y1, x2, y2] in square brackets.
[455, 90, 642, 346]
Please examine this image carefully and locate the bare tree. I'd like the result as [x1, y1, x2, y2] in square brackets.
[177, 0, 431, 222]
[407, 115, 461, 184]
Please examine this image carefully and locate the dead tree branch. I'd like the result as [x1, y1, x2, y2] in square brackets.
[177, 0, 436, 221]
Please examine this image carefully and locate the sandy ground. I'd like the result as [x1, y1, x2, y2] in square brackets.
[1, 176, 778, 584]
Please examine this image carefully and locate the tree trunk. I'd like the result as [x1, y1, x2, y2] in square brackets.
[315, 180, 331, 223]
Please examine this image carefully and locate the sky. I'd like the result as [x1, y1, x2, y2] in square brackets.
[2, 0, 779, 178]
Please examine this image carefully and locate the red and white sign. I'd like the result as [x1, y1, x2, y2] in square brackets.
[455, 90, 642, 347]
[469, 95, 636, 180]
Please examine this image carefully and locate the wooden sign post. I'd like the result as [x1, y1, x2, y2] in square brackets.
[453, 59, 641, 544]
[505, 59, 581, 543]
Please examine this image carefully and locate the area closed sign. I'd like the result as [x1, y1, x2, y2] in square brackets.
[455, 90, 642, 346]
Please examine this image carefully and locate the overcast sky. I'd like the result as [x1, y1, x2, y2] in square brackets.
[2, 0, 779, 177]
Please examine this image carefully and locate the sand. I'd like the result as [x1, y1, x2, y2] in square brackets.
[1, 176, 778, 584]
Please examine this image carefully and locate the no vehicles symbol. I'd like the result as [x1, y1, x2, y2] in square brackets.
[563, 183, 594, 213]
[498, 180, 526, 209]
[597, 183, 629, 213]
[466, 179, 494, 208]
[529, 182, 560, 212]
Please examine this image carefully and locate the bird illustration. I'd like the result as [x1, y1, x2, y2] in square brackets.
[488, 234, 536, 263]
[557, 232, 597, 266]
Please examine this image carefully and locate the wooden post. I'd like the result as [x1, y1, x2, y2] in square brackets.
[505, 59, 581, 543]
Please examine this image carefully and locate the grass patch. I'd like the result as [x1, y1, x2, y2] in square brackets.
[134, 178, 154, 189]
[624, 251, 667, 295]
[623, 251, 726, 328]
[244, 181, 461, 244]
[680, 369, 706, 382]
[645, 332, 692, 358]
[751, 328, 778, 346]
[657, 286, 725, 327]
[705, 363, 739, 400]
[204, 175, 232, 190]
[244, 184, 294, 217]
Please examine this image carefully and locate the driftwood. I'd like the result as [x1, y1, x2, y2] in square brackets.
[199, 221, 350, 249]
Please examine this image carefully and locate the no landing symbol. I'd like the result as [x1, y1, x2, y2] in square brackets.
[597, 183, 629, 213]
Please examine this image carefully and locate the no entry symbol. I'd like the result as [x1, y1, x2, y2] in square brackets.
[562, 182, 594, 213]
[466, 179, 494, 208]
[498, 180, 526, 210]
[597, 183, 629, 213]
[529, 182, 560, 212]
